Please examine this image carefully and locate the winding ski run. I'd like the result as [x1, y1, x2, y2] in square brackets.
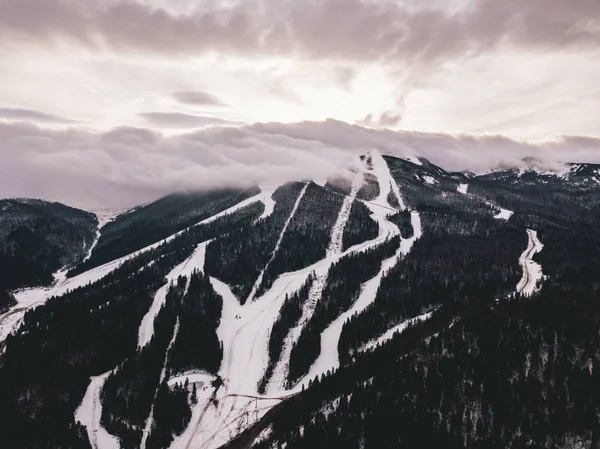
[516, 229, 544, 296]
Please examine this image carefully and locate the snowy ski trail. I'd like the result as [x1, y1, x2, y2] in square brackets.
[359, 311, 434, 353]
[516, 229, 544, 296]
[299, 210, 423, 388]
[1, 193, 266, 346]
[245, 183, 309, 303]
[494, 208, 514, 220]
[140, 319, 181, 449]
[138, 241, 211, 347]
[265, 170, 363, 393]
[82, 210, 120, 263]
[75, 372, 120, 449]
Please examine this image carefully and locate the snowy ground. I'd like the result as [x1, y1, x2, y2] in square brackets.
[494, 208, 514, 220]
[75, 372, 120, 449]
[1, 191, 271, 347]
[140, 319, 181, 449]
[457, 184, 469, 194]
[82, 209, 123, 263]
[359, 311, 434, 353]
[516, 229, 544, 296]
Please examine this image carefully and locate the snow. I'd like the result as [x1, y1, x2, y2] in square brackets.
[516, 229, 544, 296]
[1, 193, 263, 346]
[256, 184, 280, 222]
[369, 150, 406, 212]
[167, 371, 215, 388]
[493, 208, 514, 220]
[138, 241, 210, 348]
[359, 311, 434, 353]
[406, 156, 423, 166]
[82, 210, 121, 263]
[422, 175, 437, 185]
[140, 319, 180, 449]
[75, 372, 120, 449]
[245, 183, 309, 303]
[298, 211, 423, 388]
[265, 171, 363, 392]
[457, 183, 469, 194]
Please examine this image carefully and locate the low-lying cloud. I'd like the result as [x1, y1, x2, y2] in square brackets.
[2, 120, 600, 210]
[0, 107, 76, 124]
[172, 91, 228, 107]
[139, 112, 242, 128]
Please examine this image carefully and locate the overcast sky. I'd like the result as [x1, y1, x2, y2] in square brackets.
[1, 0, 599, 208]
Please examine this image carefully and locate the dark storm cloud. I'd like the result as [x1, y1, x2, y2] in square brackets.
[0, 0, 598, 63]
[0, 107, 76, 124]
[2, 119, 600, 209]
[139, 112, 242, 128]
[172, 91, 228, 107]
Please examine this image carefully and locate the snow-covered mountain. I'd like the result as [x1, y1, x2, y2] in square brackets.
[1, 153, 600, 449]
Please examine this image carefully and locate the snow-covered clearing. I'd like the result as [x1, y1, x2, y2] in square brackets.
[494, 208, 514, 220]
[140, 319, 180, 449]
[422, 175, 437, 185]
[457, 183, 469, 194]
[359, 311, 434, 353]
[75, 372, 120, 449]
[245, 183, 309, 303]
[406, 156, 423, 166]
[516, 229, 544, 296]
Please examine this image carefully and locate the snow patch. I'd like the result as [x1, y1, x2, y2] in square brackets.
[457, 183, 469, 194]
[493, 208, 514, 221]
[406, 156, 423, 166]
[422, 175, 437, 185]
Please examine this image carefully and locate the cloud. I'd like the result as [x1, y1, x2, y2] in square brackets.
[172, 91, 227, 107]
[138, 112, 242, 128]
[2, 119, 600, 210]
[0, 107, 76, 124]
[0, 0, 598, 64]
[358, 111, 402, 128]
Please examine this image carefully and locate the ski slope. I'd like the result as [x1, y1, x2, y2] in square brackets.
[245, 183, 308, 304]
[359, 311, 434, 353]
[138, 241, 211, 348]
[265, 170, 364, 393]
[75, 372, 120, 449]
[140, 319, 181, 449]
[1, 192, 268, 346]
[516, 229, 544, 296]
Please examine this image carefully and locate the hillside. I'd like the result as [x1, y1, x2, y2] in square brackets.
[0, 154, 599, 449]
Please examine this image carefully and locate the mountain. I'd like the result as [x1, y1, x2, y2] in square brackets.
[1, 154, 599, 449]
[0, 199, 97, 313]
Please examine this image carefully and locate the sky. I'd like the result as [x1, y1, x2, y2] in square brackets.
[1, 0, 600, 208]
